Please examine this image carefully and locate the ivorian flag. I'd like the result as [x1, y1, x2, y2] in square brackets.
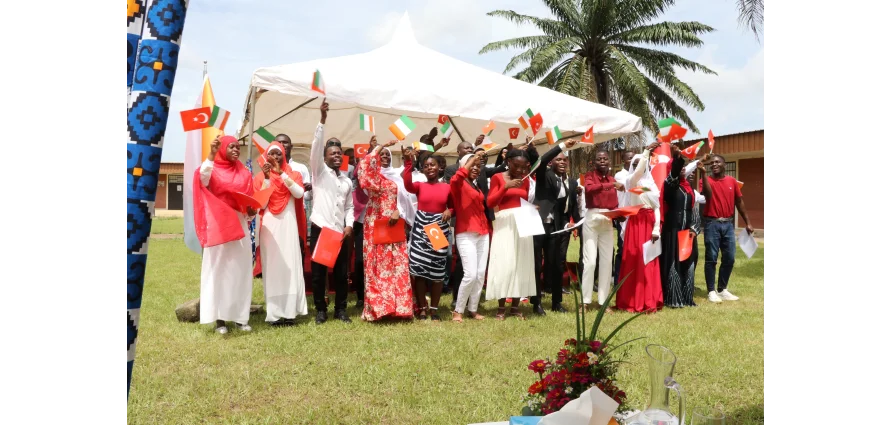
[311, 69, 325, 95]
[581, 125, 594, 144]
[208, 105, 230, 130]
[252, 126, 275, 154]
[412, 141, 435, 152]
[508, 127, 519, 139]
[518, 108, 534, 130]
[440, 120, 454, 138]
[657, 117, 687, 143]
[681, 141, 704, 160]
[359, 113, 375, 134]
[708, 129, 716, 151]
[437, 114, 449, 125]
[482, 120, 496, 135]
[525, 156, 542, 179]
[545, 126, 562, 144]
[389, 115, 417, 140]
[629, 186, 652, 195]
[529, 113, 544, 135]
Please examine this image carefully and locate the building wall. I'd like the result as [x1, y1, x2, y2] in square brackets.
[738, 157, 764, 229]
[156, 174, 168, 209]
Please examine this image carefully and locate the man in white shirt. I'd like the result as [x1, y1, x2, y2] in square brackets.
[308, 99, 355, 324]
[611, 151, 634, 285]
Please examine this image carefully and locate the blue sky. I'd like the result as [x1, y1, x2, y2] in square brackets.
[162, 0, 763, 162]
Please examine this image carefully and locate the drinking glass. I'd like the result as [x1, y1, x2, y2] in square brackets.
[690, 406, 725, 425]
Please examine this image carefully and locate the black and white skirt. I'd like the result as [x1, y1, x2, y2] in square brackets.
[408, 210, 451, 281]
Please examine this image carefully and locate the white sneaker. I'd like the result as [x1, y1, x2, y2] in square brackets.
[718, 290, 739, 301]
[215, 326, 229, 334]
[237, 323, 252, 332]
[707, 291, 723, 303]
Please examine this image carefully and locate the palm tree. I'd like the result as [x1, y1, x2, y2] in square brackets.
[737, 0, 764, 42]
[480, 0, 716, 135]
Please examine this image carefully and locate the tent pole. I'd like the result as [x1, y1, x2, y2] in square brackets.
[445, 115, 466, 144]
[247, 86, 257, 162]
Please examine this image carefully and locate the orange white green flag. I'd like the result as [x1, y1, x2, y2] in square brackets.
[518, 108, 534, 130]
[311, 70, 325, 94]
[252, 126, 275, 154]
[359, 113, 375, 134]
[389, 115, 417, 140]
[545, 126, 562, 144]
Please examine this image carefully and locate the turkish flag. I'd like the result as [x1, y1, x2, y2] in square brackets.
[438, 114, 449, 125]
[708, 129, 715, 151]
[354, 144, 371, 159]
[581, 125, 594, 144]
[423, 222, 449, 250]
[508, 127, 519, 139]
[529, 113, 544, 135]
[180, 107, 212, 131]
[650, 142, 671, 192]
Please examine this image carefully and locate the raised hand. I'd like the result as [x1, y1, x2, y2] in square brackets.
[246, 206, 257, 216]
[369, 135, 378, 148]
[565, 139, 579, 149]
[208, 135, 221, 160]
[320, 98, 329, 124]
[614, 182, 625, 191]
[475, 134, 485, 146]
[271, 157, 281, 174]
[262, 161, 272, 178]
[440, 137, 450, 147]
[504, 174, 522, 189]
[525, 135, 532, 144]
[383, 139, 398, 148]
[646, 141, 660, 152]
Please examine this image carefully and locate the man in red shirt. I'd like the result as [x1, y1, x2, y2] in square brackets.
[699, 154, 754, 303]
[582, 150, 622, 310]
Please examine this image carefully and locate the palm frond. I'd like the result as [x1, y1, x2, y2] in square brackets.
[512, 38, 578, 83]
[610, 0, 676, 36]
[613, 21, 715, 47]
[645, 78, 701, 133]
[479, 35, 556, 55]
[486, 10, 579, 39]
[541, 0, 584, 35]
[615, 44, 716, 75]
[737, 0, 764, 42]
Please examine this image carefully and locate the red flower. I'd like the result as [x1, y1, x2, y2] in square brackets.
[528, 381, 545, 395]
[528, 359, 549, 374]
[546, 388, 563, 401]
[589, 340, 602, 352]
[564, 338, 577, 346]
[556, 349, 570, 365]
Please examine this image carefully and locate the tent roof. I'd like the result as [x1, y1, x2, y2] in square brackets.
[238, 12, 641, 156]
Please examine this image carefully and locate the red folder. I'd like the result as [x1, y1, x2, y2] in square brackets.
[311, 227, 344, 268]
[230, 192, 261, 213]
[598, 205, 643, 219]
[372, 218, 407, 245]
[678, 229, 692, 261]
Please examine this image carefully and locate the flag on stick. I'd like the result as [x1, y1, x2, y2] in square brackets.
[412, 141, 435, 152]
[252, 126, 275, 154]
[657, 117, 687, 143]
[440, 120, 454, 138]
[208, 105, 230, 130]
[581, 125, 594, 144]
[518, 108, 534, 130]
[508, 127, 520, 139]
[389, 115, 417, 140]
[545, 126, 562, 144]
[180, 107, 211, 131]
[311, 70, 325, 94]
[482, 120, 496, 135]
[708, 129, 716, 151]
[437, 114, 449, 125]
[529, 113, 544, 135]
[680, 141, 705, 160]
[359, 113, 375, 134]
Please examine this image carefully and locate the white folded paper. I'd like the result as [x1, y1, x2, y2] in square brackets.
[517, 198, 546, 238]
[643, 239, 662, 265]
[737, 229, 758, 259]
[538, 386, 619, 425]
[551, 218, 585, 235]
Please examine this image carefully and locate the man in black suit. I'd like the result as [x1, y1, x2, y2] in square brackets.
[528, 138, 581, 314]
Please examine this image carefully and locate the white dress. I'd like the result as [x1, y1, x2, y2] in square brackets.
[259, 181, 308, 322]
[198, 161, 254, 325]
[485, 208, 537, 300]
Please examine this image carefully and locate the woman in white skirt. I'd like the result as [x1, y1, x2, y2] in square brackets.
[253, 141, 308, 326]
[485, 149, 536, 320]
[193, 135, 257, 334]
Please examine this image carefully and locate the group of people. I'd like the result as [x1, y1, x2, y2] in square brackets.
[193, 100, 754, 334]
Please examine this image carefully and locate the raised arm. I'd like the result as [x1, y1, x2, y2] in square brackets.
[309, 100, 328, 180]
[401, 155, 421, 194]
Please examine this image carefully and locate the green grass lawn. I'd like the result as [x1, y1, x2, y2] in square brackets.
[150, 217, 184, 234]
[128, 237, 764, 424]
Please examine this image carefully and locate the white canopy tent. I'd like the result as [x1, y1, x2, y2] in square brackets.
[237, 12, 641, 163]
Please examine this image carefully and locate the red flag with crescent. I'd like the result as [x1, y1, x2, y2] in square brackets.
[529, 113, 544, 135]
[581, 125, 594, 144]
[354, 144, 371, 159]
[437, 114, 449, 125]
[508, 127, 519, 139]
[708, 129, 716, 151]
[424, 222, 449, 250]
[180, 107, 212, 131]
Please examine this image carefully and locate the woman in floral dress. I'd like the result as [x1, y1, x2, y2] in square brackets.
[357, 140, 414, 321]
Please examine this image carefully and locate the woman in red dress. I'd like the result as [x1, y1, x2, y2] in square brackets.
[616, 142, 664, 313]
[358, 140, 414, 321]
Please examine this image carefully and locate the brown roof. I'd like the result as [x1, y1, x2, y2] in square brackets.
[159, 162, 184, 174]
[679, 129, 763, 156]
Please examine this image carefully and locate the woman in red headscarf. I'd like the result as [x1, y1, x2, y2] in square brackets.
[194, 135, 257, 334]
[253, 142, 307, 326]
[659, 143, 699, 308]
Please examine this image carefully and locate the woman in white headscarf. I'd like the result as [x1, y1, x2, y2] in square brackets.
[615, 142, 664, 313]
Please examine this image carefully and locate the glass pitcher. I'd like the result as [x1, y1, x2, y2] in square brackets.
[624, 344, 686, 425]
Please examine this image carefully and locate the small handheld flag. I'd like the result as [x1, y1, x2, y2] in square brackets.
[482, 120, 496, 136]
[412, 141, 435, 152]
[628, 186, 651, 195]
[680, 141, 705, 160]
[424, 222, 449, 250]
[708, 129, 716, 151]
[518, 108, 534, 130]
[359, 113, 375, 134]
[437, 114, 449, 125]
[208, 105, 230, 130]
[524, 157, 542, 180]
[657, 117, 687, 143]
[545, 126, 562, 144]
[529, 113, 544, 135]
[482, 142, 498, 152]
[180, 107, 212, 131]
[508, 127, 520, 139]
[440, 120, 454, 138]
[252, 126, 275, 154]
[354, 144, 371, 159]
[581, 125, 594, 144]
[311, 70, 326, 95]
[389, 115, 417, 140]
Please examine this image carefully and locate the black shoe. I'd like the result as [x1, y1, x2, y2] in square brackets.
[334, 310, 352, 323]
[355, 300, 364, 310]
[551, 304, 568, 313]
[561, 288, 571, 294]
[315, 311, 328, 324]
[533, 304, 547, 316]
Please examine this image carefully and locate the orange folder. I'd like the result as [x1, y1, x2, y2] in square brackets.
[423, 222, 449, 250]
[372, 218, 407, 244]
[231, 186, 275, 214]
[678, 229, 693, 261]
[311, 227, 344, 268]
[598, 205, 643, 220]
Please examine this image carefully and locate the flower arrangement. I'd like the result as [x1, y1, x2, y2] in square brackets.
[520, 269, 643, 416]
